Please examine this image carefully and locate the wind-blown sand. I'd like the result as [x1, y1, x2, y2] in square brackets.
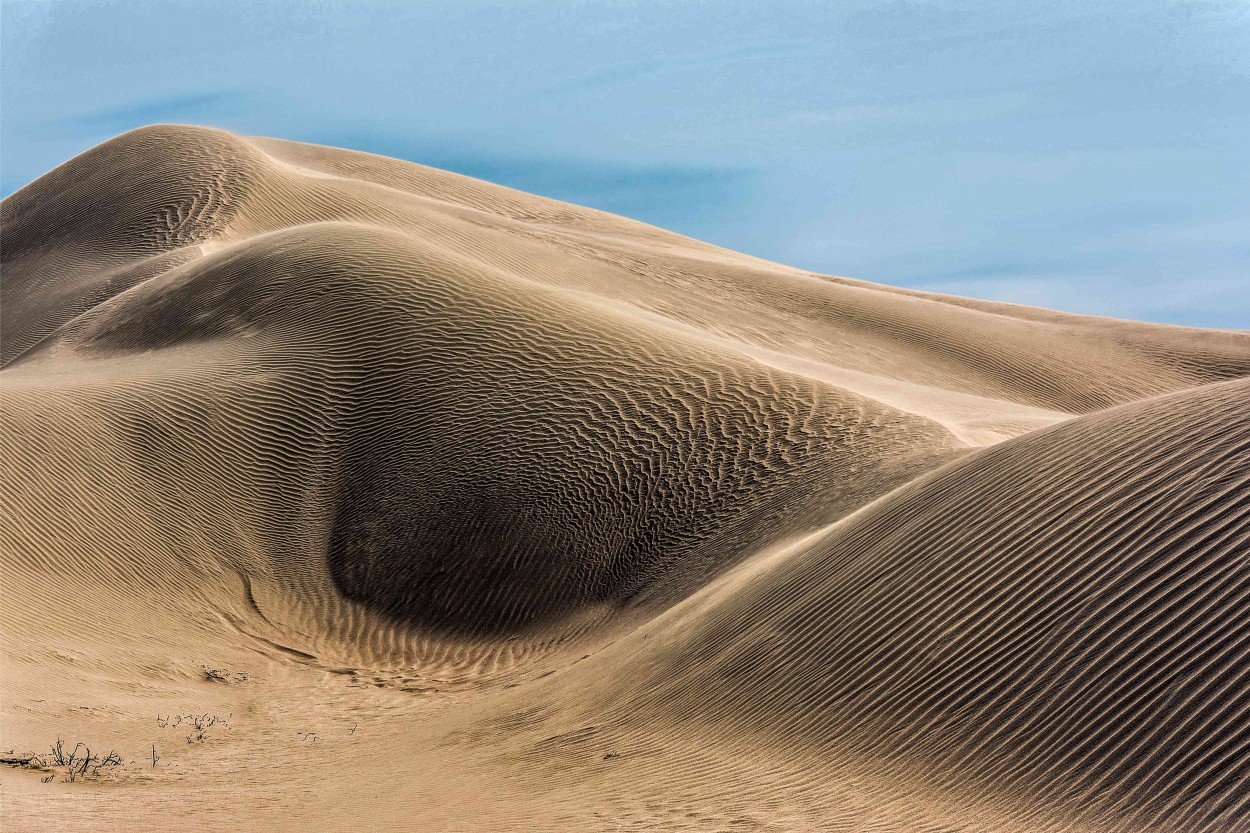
[2, 125, 1247, 832]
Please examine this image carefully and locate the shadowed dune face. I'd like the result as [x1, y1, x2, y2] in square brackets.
[7, 220, 960, 636]
[2, 125, 1249, 832]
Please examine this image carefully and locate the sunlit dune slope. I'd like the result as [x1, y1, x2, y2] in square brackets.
[6, 126, 1248, 436]
[517, 378, 1250, 832]
[3, 218, 961, 650]
[2, 124, 1248, 833]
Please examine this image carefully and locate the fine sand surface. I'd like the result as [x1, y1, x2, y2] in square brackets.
[2, 125, 1248, 832]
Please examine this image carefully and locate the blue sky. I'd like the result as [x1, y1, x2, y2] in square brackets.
[3, 0, 1247, 327]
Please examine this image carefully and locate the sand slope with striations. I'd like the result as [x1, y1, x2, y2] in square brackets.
[2, 125, 1248, 832]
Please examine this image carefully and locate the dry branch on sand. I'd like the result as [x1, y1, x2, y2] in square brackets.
[199, 665, 249, 683]
[156, 712, 232, 744]
[3, 738, 124, 783]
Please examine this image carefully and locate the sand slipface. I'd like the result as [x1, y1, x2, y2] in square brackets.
[1, 125, 1248, 832]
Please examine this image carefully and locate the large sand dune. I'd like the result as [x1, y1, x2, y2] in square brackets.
[2, 125, 1247, 831]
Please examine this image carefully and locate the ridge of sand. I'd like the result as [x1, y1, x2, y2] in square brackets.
[507, 377, 1250, 832]
[2, 125, 1248, 832]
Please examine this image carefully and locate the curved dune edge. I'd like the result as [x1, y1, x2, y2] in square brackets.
[498, 378, 1250, 832]
[2, 125, 1248, 831]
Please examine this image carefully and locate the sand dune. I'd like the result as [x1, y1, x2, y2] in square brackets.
[524, 378, 1250, 831]
[2, 125, 1248, 831]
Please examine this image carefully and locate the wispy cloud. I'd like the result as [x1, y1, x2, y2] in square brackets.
[785, 92, 1031, 127]
[539, 42, 816, 96]
[309, 130, 756, 233]
[35, 91, 247, 137]
[916, 269, 1250, 329]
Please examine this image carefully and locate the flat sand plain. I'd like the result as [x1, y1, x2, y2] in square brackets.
[2, 125, 1248, 832]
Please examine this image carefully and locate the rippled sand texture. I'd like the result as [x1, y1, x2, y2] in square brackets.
[3, 125, 1248, 832]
